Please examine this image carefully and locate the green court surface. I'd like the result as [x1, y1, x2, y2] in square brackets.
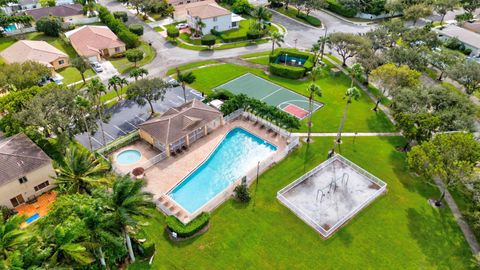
[214, 73, 323, 119]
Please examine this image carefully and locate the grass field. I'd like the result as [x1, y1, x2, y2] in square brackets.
[110, 42, 156, 74]
[187, 63, 395, 132]
[130, 136, 474, 269]
[245, 56, 270, 65]
[165, 60, 220, 75]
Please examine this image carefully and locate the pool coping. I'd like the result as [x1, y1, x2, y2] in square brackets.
[115, 148, 143, 166]
[164, 126, 280, 219]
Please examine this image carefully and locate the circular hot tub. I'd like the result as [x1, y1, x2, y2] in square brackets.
[116, 149, 142, 165]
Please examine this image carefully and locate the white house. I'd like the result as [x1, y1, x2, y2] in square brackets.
[186, 3, 241, 35]
[435, 24, 480, 57]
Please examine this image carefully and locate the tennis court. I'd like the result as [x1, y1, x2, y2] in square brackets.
[214, 73, 323, 119]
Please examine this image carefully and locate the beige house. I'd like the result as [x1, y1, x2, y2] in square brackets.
[0, 133, 55, 208]
[65, 25, 126, 62]
[0, 40, 69, 70]
[26, 4, 85, 24]
[139, 99, 224, 156]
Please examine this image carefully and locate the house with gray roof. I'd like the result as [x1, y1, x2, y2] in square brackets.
[435, 24, 480, 57]
[138, 99, 224, 156]
[0, 133, 55, 208]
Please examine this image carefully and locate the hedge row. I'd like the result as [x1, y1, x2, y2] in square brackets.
[166, 212, 210, 238]
[269, 63, 306, 79]
[296, 13, 322, 27]
[98, 6, 139, 48]
[128, 24, 144, 36]
[269, 48, 314, 71]
[326, 0, 357, 18]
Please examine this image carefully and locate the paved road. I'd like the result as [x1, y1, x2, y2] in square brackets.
[75, 86, 203, 150]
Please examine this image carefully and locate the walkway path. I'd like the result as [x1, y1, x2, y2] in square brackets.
[291, 132, 401, 137]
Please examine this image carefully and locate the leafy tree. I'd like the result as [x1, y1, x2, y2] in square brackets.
[428, 49, 464, 81]
[167, 26, 179, 39]
[232, 0, 254, 14]
[71, 57, 89, 84]
[433, 0, 459, 24]
[370, 63, 421, 110]
[176, 69, 195, 103]
[54, 144, 110, 194]
[403, 4, 433, 25]
[39, 0, 55, 6]
[401, 27, 440, 49]
[0, 214, 29, 264]
[74, 95, 94, 150]
[36, 15, 62, 37]
[126, 78, 168, 117]
[106, 176, 155, 263]
[381, 18, 407, 41]
[460, 0, 479, 13]
[129, 67, 148, 81]
[108, 75, 128, 100]
[125, 48, 144, 67]
[407, 133, 480, 206]
[447, 60, 480, 95]
[348, 63, 363, 87]
[304, 0, 327, 15]
[366, 27, 395, 51]
[395, 112, 440, 150]
[269, 31, 284, 54]
[387, 46, 429, 71]
[355, 47, 384, 85]
[454, 12, 474, 24]
[327, 32, 370, 66]
[252, 5, 272, 27]
[0, 61, 50, 92]
[335, 87, 361, 146]
[200, 34, 216, 49]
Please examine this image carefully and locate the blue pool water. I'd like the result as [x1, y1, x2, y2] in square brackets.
[26, 213, 40, 224]
[275, 54, 307, 65]
[116, 149, 142, 165]
[168, 128, 277, 213]
[4, 24, 17, 32]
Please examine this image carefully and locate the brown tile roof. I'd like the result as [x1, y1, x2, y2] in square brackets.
[26, 4, 83, 21]
[139, 99, 222, 145]
[463, 22, 480, 34]
[187, 3, 231, 19]
[0, 40, 68, 67]
[65, 25, 125, 57]
[0, 133, 52, 186]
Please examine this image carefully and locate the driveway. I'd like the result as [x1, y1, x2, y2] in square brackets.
[96, 60, 119, 81]
[75, 85, 203, 150]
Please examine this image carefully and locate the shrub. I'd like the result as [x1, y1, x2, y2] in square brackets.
[166, 212, 210, 238]
[269, 63, 306, 79]
[128, 24, 144, 35]
[201, 34, 216, 48]
[167, 27, 179, 39]
[117, 30, 140, 48]
[139, 241, 155, 257]
[97, 6, 139, 48]
[231, 0, 254, 14]
[246, 29, 262, 40]
[326, 0, 357, 18]
[234, 184, 251, 202]
[210, 29, 220, 36]
[113, 11, 128, 22]
[296, 13, 321, 27]
[203, 89, 235, 103]
[36, 15, 62, 37]
[0, 206, 15, 221]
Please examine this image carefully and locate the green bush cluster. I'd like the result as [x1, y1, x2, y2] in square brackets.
[296, 13, 322, 27]
[128, 24, 144, 36]
[98, 6, 139, 48]
[267, 49, 314, 78]
[247, 29, 262, 40]
[113, 11, 128, 22]
[166, 212, 210, 238]
[203, 89, 235, 103]
[269, 63, 306, 79]
[201, 34, 216, 47]
[234, 184, 251, 202]
[167, 26, 179, 39]
[326, 0, 357, 18]
[444, 37, 473, 55]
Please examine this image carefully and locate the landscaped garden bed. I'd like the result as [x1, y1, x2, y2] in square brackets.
[268, 48, 314, 79]
[165, 212, 210, 241]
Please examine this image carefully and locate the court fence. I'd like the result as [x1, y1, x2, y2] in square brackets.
[96, 131, 140, 160]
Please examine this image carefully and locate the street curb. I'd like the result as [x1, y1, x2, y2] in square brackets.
[317, 8, 373, 26]
[269, 8, 324, 30]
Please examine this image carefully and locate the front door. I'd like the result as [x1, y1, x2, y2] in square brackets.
[10, 194, 24, 207]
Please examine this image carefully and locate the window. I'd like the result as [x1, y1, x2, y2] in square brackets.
[10, 194, 24, 207]
[213, 26, 218, 30]
[58, 60, 65, 65]
[232, 22, 237, 27]
[18, 176, 28, 184]
[213, 17, 217, 22]
[115, 47, 121, 52]
[34, 181, 49, 192]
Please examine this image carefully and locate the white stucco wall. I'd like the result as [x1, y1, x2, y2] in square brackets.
[187, 14, 237, 35]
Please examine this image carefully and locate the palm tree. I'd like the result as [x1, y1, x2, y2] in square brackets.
[252, 6, 272, 28]
[318, 34, 329, 61]
[311, 42, 320, 65]
[87, 79, 107, 146]
[176, 69, 196, 103]
[334, 87, 361, 149]
[0, 214, 29, 262]
[107, 176, 155, 263]
[55, 145, 110, 194]
[129, 67, 148, 81]
[349, 63, 364, 87]
[306, 83, 322, 143]
[269, 31, 284, 54]
[108, 75, 125, 100]
[74, 95, 94, 151]
[194, 18, 205, 37]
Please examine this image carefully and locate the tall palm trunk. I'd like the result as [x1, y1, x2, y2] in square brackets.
[124, 229, 135, 262]
[306, 94, 314, 143]
[96, 95, 107, 146]
[83, 114, 93, 150]
[98, 247, 107, 268]
[182, 83, 187, 103]
[336, 98, 351, 144]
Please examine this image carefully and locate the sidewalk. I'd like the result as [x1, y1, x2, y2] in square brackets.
[291, 132, 401, 137]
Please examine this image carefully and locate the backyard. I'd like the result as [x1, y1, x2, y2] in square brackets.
[130, 136, 474, 269]
[185, 61, 395, 132]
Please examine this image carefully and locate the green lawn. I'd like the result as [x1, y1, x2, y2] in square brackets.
[153, 26, 164, 32]
[109, 42, 156, 74]
[165, 60, 220, 75]
[273, 6, 322, 27]
[245, 56, 270, 65]
[187, 62, 395, 132]
[131, 136, 474, 269]
[240, 51, 272, 59]
[25, 32, 78, 58]
[57, 67, 95, 85]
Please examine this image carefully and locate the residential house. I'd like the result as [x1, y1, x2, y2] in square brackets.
[463, 21, 480, 34]
[0, 40, 69, 71]
[435, 24, 480, 57]
[139, 99, 224, 156]
[65, 25, 126, 62]
[1, 0, 74, 15]
[0, 133, 55, 208]
[186, 3, 240, 34]
[168, 0, 204, 7]
[26, 4, 89, 25]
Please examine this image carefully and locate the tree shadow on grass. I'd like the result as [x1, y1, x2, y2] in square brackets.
[406, 207, 474, 268]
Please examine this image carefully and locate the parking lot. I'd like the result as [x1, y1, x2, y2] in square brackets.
[75, 86, 203, 150]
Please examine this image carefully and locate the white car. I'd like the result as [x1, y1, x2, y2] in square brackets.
[176, 23, 188, 29]
[165, 76, 180, 87]
[91, 62, 103, 73]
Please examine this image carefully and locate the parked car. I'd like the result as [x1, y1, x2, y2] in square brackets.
[91, 62, 103, 73]
[176, 23, 188, 29]
[165, 76, 180, 87]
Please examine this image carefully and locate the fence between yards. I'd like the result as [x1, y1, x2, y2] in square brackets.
[277, 155, 387, 238]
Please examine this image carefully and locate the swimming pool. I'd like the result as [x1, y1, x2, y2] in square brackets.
[26, 213, 40, 224]
[116, 149, 142, 165]
[168, 128, 277, 213]
[3, 24, 17, 32]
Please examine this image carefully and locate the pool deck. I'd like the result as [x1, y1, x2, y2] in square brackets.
[111, 140, 161, 175]
[16, 191, 57, 227]
[144, 119, 288, 222]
